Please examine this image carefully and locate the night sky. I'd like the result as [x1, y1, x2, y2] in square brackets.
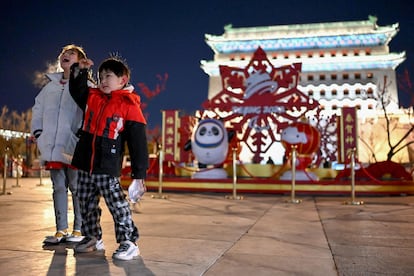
[1, 0, 413, 127]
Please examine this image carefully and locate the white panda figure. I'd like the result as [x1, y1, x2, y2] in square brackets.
[190, 119, 229, 179]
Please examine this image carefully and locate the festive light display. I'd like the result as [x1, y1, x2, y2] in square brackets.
[201, 47, 319, 163]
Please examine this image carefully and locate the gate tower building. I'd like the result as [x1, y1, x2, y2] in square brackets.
[201, 16, 406, 117]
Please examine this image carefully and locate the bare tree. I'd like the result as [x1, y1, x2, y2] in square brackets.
[0, 106, 32, 162]
[358, 117, 378, 163]
[0, 106, 31, 133]
[377, 76, 414, 161]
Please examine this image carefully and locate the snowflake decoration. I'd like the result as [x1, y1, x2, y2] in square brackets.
[202, 47, 319, 162]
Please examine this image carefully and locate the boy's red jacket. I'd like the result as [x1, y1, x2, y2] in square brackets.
[69, 66, 148, 178]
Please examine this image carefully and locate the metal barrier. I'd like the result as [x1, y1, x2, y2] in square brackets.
[1, 151, 7, 195]
[152, 148, 167, 199]
[36, 165, 45, 186]
[344, 148, 364, 205]
[1, 149, 18, 195]
[12, 156, 22, 188]
[287, 145, 301, 204]
[226, 148, 243, 200]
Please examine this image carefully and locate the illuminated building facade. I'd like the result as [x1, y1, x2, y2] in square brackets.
[200, 16, 413, 164]
[201, 16, 405, 117]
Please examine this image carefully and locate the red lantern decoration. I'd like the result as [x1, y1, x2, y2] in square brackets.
[281, 122, 320, 169]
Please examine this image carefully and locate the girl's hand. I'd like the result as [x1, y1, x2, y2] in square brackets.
[78, 58, 94, 69]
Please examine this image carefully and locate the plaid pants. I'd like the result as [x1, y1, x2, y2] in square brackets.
[77, 170, 138, 243]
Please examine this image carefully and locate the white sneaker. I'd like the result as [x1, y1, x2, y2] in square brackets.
[112, 240, 140, 261]
[43, 230, 68, 244]
[66, 230, 84, 242]
[74, 236, 105, 253]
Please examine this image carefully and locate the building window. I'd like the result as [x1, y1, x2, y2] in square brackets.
[367, 87, 374, 95]
[330, 51, 336, 57]
[356, 104, 361, 109]
[319, 52, 324, 57]
[284, 54, 289, 59]
[319, 74, 326, 81]
[355, 88, 361, 95]
[307, 75, 314, 81]
[342, 51, 348, 56]
[331, 74, 337, 80]
[308, 90, 314, 96]
[295, 53, 301, 59]
[366, 49, 371, 55]
[343, 73, 349, 80]
[332, 89, 337, 96]
[344, 89, 349, 95]
[332, 105, 338, 110]
[354, 51, 359, 56]
[320, 89, 326, 96]
[367, 72, 373, 79]
[308, 53, 313, 58]
[355, 73, 361, 79]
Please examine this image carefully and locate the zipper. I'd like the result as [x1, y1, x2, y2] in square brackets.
[89, 96, 109, 175]
[50, 79, 65, 159]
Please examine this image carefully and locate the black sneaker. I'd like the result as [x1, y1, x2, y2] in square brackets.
[74, 236, 105, 253]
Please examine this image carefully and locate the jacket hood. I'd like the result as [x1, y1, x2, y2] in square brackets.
[122, 84, 135, 93]
[92, 84, 136, 95]
[119, 85, 135, 95]
[45, 72, 64, 83]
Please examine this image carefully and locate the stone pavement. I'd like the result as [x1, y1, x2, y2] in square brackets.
[0, 177, 413, 275]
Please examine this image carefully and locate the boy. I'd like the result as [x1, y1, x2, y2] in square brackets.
[69, 57, 148, 261]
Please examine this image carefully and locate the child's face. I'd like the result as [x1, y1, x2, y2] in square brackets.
[98, 69, 127, 94]
[59, 49, 79, 71]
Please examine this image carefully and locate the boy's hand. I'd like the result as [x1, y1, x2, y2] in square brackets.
[128, 179, 146, 203]
[78, 58, 94, 69]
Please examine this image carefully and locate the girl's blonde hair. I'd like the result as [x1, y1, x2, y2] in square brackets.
[59, 44, 87, 60]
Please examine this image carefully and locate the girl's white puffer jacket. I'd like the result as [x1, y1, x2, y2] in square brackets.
[31, 72, 83, 164]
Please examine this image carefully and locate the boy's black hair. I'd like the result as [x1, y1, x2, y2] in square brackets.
[98, 58, 130, 79]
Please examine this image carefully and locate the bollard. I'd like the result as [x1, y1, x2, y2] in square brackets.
[2, 152, 7, 195]
[37, 165, 44, 186]
[287, 145, 301, 204]
[152, 148, 167, 199]
[225, 147, 243, 200]
[344, 148, 363, 205]
[13, 157, 22, 188]
[14, 166, 20, 188]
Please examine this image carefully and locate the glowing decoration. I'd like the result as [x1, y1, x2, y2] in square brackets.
[280, 121, 321, 180]
[137, 73, 168, 99]
[201, 56, 405, 75]
[307, 110, 338, 166]
[209, 33, 389, 54]
[202, 47, 319, 163]
[281, 122, 320, 156]
[190, 119, 229, 179]
[136, 73, 169, 118]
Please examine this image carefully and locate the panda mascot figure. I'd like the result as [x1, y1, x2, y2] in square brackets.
[185, 118, 232, 179]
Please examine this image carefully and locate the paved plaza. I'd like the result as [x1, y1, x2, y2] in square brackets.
[0, 177, 413, 275]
